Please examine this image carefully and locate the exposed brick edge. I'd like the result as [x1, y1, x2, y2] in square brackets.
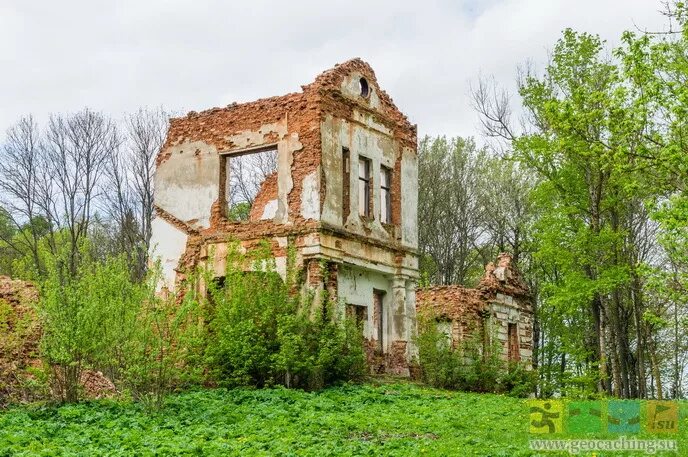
[153, 205, 199, 236]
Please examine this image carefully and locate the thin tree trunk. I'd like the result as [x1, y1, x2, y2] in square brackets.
[648, 337, 663, 400]
[632, 273, 647, 398]
[610, 326, 621, 397]
[592, 294, 608, 394]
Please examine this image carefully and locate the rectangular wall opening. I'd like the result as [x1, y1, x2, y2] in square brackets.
[342, 147, 350, 224]
[380, 165, 391, 224]
[222, 147, 278, 221]
[346, 303, 368, 334]
[508, 323, 520, 362]
[373, 290, 385, 353]
[358, 157, 372, 218]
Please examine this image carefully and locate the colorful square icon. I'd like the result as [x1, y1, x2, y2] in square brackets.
[529, 400, 564, 434]
[607, 400, 640, 434]
[567, 401, 604, 434]
[646, 401, 679, 433]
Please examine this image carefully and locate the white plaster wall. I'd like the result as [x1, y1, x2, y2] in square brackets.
[275, 134, 299, 224]
[274, 256, 288, 281]
[149, 217, 188, 290]
[405, 280, 418, 358]
[155, 141, 219, 229]
[489, 299, 534, 364]
[320, 116, 396, 243]
[437, 321, 452, 345]
[401, 147, 418, 249]
[300, 170, 320, 220]
[261, 199, 278, 220]
[337, 265, 392, 342]
[319, 115, 342, 225]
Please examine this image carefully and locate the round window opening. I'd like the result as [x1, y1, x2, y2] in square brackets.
[359, 77, 370, 98]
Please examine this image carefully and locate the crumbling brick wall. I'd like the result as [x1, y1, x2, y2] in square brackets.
[153, 58, 417, 290]
[151, 59, 419, 376]
[415, 284, 484, 345]
[248, 172, 278, 222]
[416, 253, 534, 364]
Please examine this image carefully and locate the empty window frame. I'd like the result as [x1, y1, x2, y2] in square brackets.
[373, 290, 385, 353]
[358, 157, 371, 218]
[342, 147, 350, 223]
[223, 147, 278, 221]
[346, 303, 368, 332]
[380, 165, 391, 224]
[508, 323, 520, 362]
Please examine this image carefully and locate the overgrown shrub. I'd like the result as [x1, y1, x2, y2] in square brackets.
[416, 314, 464, 389]
[116, 268, 205, 409]
[37, 244, 145, 402]
[35, 242, 201, 407]
[501, 361, 537, 397]
[416, 310, 535, 397]
[25, 237, 366, 406]
[203, 241, 366, 390]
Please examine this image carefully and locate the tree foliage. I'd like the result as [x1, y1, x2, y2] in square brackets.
[473, 6, 688, 398]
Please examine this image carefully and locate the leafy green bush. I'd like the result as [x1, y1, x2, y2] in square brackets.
[37, 244, 145, 402]
[416, 314, 463, 389]
[227, 202, 251, 221]
[35, 242, 202, 407]
[501, 362, 537, 398]
[116, 269, 205, 409]
[28, 236, 366, 406]
[203, 241, 366, 389]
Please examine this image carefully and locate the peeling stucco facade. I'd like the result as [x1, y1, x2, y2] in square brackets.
[150, 59, 418, 375]
[416, 253, 534, 366]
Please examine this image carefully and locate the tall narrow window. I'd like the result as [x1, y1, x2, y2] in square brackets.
[342, 147, 350, 223]
[373, 290, 384, 353]
[380, 166, 391, 224]
[508, 323, 520, 362]
[358, 157, 371, 218]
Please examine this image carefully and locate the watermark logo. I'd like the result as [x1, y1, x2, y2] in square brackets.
[529, 437, 678, 455]
[608, 400, 640, 434]
[530, 400, 564, 434]
[528, 399, 680, 454]
[568, 401, 603, 434]
[646, 401, 678, 434]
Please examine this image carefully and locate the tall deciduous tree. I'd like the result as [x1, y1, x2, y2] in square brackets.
[476, 29, 666, 397]
[106, 108, 169, 278]
[417, 136, 487, 285]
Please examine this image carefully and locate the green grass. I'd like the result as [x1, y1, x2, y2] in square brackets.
[0, 383, 685, 456]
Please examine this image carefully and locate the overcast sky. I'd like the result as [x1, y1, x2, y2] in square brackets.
[0, 1, 671, 140]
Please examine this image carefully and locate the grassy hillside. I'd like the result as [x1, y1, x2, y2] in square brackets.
[0, 383, 684, 456]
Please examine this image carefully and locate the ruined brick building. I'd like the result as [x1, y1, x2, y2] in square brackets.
[149, 59, 535, 375]
[150, 59, 419, 375]
[416, 253, 534, 365]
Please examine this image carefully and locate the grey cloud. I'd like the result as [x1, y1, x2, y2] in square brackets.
[0, 0, 669, 140]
